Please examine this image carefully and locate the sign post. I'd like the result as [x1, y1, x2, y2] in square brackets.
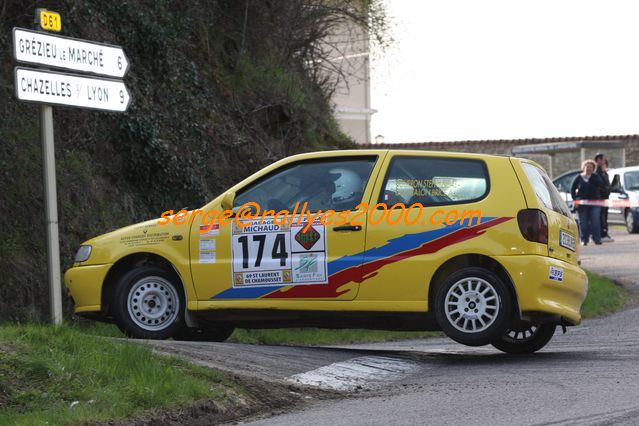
[12, 9, 131, 324]
[40, 103, 63, 324]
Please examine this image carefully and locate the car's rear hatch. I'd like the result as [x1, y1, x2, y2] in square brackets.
[511, 158, 580, 266]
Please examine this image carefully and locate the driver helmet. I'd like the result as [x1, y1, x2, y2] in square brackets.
[330, 168, 362, 208]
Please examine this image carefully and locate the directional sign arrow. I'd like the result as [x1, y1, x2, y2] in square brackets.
[15, 67, 131, 112]
[13, 27, 129, 78]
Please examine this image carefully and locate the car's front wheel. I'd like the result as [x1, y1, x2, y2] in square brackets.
[112, 266, 185, 339]
[435, 267, 513, 347]
[491, 323, 556, 354]
[625, 209, 639, 234]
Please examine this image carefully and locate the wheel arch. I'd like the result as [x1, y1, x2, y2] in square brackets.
[101, 252, 197, 326]
[625, 207, 639, 233]
[428, 254, 521, 317]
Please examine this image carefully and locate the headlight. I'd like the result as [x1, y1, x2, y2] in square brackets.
[74, 245, 92, 263]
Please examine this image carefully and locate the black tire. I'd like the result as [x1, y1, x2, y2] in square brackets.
[435, 267, 513, 347]
[174, 326, 235, 342]
[491, 323, 556, 354]
[112, 266, 185, 339]
[626, 209, 639, 234]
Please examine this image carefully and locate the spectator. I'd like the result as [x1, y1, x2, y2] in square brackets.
[595, 154, 614, 242]
[571, 159, 603, 245]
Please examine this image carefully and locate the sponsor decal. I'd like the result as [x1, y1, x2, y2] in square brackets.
[212, 216, 512, 299]
[230, 218, 327, 288]
[549, 266, 564, 282]
[295, 225, 320, 250]
[200, 223, 220, 236]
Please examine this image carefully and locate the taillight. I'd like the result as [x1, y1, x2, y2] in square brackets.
[517, 209, 548, 244]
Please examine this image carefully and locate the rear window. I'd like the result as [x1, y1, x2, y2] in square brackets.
[379, 156, 489, 207]
[522, 163, 571, 217]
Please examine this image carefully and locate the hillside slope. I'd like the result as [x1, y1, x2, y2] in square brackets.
[0, 0, 362, 320]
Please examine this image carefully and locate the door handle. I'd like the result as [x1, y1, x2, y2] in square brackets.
[333, 225, 362, 232]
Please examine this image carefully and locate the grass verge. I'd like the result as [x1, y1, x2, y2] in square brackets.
[84, 322, 439, 346]
[0, 324, 243, 425]
[581, 269, 628, 318]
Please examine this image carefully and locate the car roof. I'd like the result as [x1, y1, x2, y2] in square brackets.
[608, 165, 639, 174]
[553, 169, 580, 181]
[300, 149, 512, 161]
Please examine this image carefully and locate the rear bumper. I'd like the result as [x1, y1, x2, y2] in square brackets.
[495, 255, 588, 325]
[64, 264, 112, 313]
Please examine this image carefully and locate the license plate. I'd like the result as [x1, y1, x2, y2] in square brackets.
[560, 230, 576, 251]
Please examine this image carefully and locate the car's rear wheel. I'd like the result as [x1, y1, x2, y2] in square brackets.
[491, 323, 556, 354]
[435, 267, 513, 347]
[112, 266, 185, 339]
[625, 209, 639, 233]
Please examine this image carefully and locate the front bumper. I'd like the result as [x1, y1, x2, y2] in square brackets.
[495, 255, 588, 325]
[64, 263, 112, 313]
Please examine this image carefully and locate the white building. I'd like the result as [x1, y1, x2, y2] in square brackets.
[322, 21, 376, 144]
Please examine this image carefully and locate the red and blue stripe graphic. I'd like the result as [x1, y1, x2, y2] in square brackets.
[211, 216, 511, 299]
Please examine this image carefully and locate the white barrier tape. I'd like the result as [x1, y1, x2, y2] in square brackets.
[573, 199, 639, 207]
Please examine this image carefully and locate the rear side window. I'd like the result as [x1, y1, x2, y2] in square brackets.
[522, 163, 571, 217]
[379, 156, 489, 207]
[625, 171, 639, 191]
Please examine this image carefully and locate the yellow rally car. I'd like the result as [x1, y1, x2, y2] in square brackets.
[65, 150, 587, 353]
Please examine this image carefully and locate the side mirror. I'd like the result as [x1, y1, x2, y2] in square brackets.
[221, 191, 235, 211]
[610, 175, 622, 193]
[557, 183, 564, 192]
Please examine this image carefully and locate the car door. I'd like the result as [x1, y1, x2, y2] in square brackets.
[189, 153, 385, 305]
[357, 153, 499, 306]
[607, 171, 625, 224]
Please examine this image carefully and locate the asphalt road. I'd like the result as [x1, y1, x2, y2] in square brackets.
[142, 227, 639, 425]
[580, 227, 639, 292]
[249, 306, 639, 425]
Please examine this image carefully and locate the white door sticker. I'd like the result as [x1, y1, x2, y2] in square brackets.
[231, 218, 328, 287]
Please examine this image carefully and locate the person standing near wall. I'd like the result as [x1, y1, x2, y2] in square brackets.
[571, 159, 603, 245]
[594, 153, 614, 242]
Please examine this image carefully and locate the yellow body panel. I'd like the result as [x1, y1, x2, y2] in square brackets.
[64, 219, 195, 311]
[64, 149, 587, 327]
[495, 255, 587, 325]
[64, 263, 111, 308]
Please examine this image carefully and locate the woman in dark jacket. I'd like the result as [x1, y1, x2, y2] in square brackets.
[571, 159, 603, 245]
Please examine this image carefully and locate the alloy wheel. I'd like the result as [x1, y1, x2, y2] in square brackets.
[444, 277, 500, 333]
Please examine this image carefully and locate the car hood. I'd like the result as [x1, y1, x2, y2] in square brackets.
[78, 217, 185, 265]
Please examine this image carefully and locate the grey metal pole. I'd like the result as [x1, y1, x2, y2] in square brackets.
[41, 104, 63, 325]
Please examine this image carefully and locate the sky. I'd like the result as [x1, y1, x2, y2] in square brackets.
[370, 0, 639, 143]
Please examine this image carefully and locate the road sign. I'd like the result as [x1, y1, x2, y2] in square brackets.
[15, 67, 131, 112]
[13, 28, 129, 78]
[37, 9, 62, 32]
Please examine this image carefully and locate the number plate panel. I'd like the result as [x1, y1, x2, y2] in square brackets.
[231, 218, 328, 287]
[559, 230, 576, 252]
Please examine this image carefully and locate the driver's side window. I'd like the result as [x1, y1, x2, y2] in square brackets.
[234, 157, 377, 214]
